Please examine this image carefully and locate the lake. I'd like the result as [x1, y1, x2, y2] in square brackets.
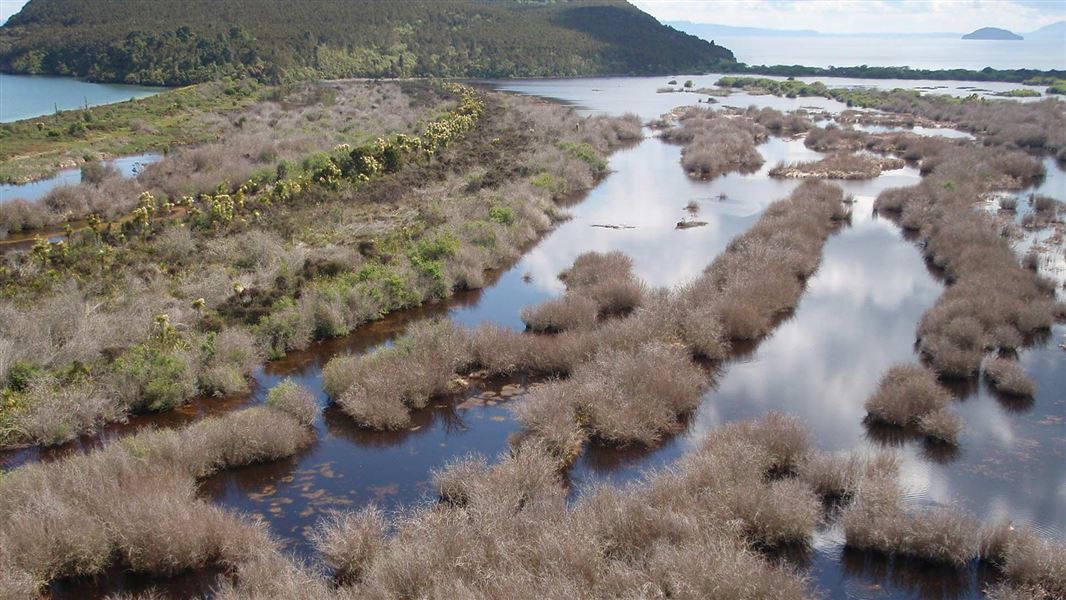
[7, 76, 1061, 599]
[0, 73, 164, 123]
[714, 35, 1066, 71]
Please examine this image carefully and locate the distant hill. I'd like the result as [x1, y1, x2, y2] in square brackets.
[962, 27, 1023, 40]
[666, 21, 960, 39]
[666, 22, 822, 38]
[0, 0, 735, 85]
[1028, 21, 1065, 39]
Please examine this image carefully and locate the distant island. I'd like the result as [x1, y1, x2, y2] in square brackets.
[0, 0, 734, 85]
[962, 27, 1023, 40]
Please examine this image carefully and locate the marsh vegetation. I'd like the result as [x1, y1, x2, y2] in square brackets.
[0, 71, 1064, 600]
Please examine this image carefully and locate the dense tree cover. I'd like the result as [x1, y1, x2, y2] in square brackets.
[0, 0, 734, 85]
[722, 63, 1066, 85]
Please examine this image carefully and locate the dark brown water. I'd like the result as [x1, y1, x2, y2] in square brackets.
[19, 78, 1066, 599]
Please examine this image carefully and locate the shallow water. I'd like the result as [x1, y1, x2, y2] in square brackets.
[0, 152, 161, 203]
[17, 78, 1066, 598]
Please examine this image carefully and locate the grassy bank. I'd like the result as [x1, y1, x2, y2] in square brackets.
[0, 79, 262, 184]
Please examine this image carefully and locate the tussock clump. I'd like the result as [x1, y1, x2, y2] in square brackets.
[569, 342, 705, 446]
[864, 363, 960, 443]
[769, 153, 905, 180]
[326, 320, 471, 429]
[312, 415, 822, 599]
[265, 378, 320, 425]
[979, 523, 1066, 599]
[804, 124, 870, 152]
[518, 342, 704, 447]
[680, 305, 732, 360]
[511, 385, 587, 466]
[661, 106, 767, 179]
[798, 451, 900, 501]
[679, 181, 846, 342]
[311, 506, 387, 583]
[874, 145, 1057, 379]
[842, 475, 979, 565]
[520, 294, 599, 332]
[983, 356, 1036, 397]
[0, 404, 314, 594]
[916, 407, 963, 444]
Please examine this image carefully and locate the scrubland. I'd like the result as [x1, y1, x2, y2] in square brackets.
[323, 181, 848, 464]
[874, 143, 1060, 384]
[0, 82, 642, 448]
[0, 380, 318, 596]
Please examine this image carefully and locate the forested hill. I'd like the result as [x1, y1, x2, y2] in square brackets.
[0, 0, 735, 85]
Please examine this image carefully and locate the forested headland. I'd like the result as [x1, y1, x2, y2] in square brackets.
[0, 0, 735, 85]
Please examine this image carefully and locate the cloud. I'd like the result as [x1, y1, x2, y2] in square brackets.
[633, 0, 1066, 34]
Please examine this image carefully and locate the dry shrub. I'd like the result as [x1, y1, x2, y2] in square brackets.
[311, 506, 387, 583]
[265, 378, 320, 426]
[864, 363, 953, 428]
[916, 407, 963, 444]
[662, 106, 767, 179]
[520, 294, 598, 332]
[0, 404, 314, 593]
[10, 378, 124, 446]
[842, 475, 979, 565]
[979, 523, 1066, 599]
[680, 180, 846, 341]
[770, 153, 904, 180]
[798, 451, 900, 501]
[568, 342, 705, 446]
[875, 146, 1057, 379]
[326, 320, 471, 429]
[319, 415, 819, 599]
[982, 356, 1036, 397]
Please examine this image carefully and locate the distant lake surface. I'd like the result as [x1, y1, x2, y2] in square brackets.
[717, 35, 1066, 71]
[0, 73, 164, 122]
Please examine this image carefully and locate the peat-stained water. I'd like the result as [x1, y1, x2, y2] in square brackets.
[25, 79, 1066, 599]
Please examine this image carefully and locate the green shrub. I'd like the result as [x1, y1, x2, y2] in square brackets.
[116, 345, 196, 411]
[488, 205, 514, 226]
[6, 361, 43, 393]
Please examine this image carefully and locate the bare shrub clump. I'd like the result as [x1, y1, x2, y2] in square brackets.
[310, 506, 387, 583]
[842, 473, 979, 565]
[265, 378, 320, 426]
[874, 145, 1056, 380]
[661, 106, 767, 179]
[302, 415, 824, 599]
[979, 522, 1066, 599]
[0, 404, 315, 594]
[325, 320, 472, 429]
[520, 293, 598, 332]
[863, 363, 961, 444]
[769, 153, 904, 180]
[679, 180, 847, 341]
[982, 356, 1036, 397]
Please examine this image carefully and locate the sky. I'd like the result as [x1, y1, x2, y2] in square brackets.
[1, 0, 1063, 32]
[633, 0, 1066, 34]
